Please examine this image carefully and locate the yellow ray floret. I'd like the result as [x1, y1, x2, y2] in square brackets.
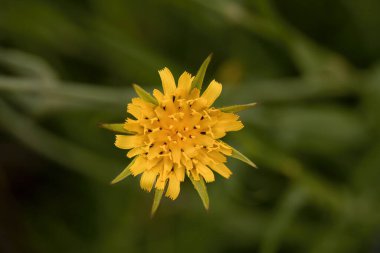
[110, 66, 253, 205]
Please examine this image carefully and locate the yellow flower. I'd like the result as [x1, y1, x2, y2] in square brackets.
[103, 56, 256, 214]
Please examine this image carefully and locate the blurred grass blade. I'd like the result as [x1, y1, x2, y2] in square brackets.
[219, 102, 257, 113]
[0, 100, 118, 181]
[0, 49, 57, 82]
[0, 76, 134, 106]
[226, 143, 257, 168]
[260, 186, 307, 253]
[111, 157, 137, 184]
[191, 54, 212, 91]
[100, 123, 134, 134]
[133, 84, 158, 105]
[151, 189, 164, 217]
[189, 176, 209, 210]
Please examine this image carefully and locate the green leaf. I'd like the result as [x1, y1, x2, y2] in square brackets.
[151, 189, 164, 217]
[219, 102, 257, 113]
[133, 84, 158, 105]
[111, 157, 137, 184]
[191, 54, 212, 91]
[99, 123, 134, 134]
[189, 176, 209, 210]
[228, 143, 257, 168]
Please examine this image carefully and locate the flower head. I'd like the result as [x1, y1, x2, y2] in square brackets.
[103, 56, 256, 214]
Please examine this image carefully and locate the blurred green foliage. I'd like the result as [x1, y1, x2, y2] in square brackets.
[1, 0, 380, 252]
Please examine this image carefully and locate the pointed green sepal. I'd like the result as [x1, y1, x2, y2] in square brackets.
[151, 189, 164, 217]
[133, 84, 158, 105]
[189, 176, 209, 210]
[111, 157, 137, 184]
[191, 54, 212, 91]
[229, 145, 257, 169]
[100, 123, 134, 134]
[219, 102, 257, 113]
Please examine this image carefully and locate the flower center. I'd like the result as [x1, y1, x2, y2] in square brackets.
[141, 96, 217, 161]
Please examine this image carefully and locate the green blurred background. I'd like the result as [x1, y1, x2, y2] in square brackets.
[1, 0, 380, 252]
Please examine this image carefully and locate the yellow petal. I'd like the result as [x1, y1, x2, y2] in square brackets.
[177, 71, 192, 95]
[212, 121, 243, 138]
[171, 146, 181, 165]
[209, 163, 232, 178]
[153, 107, 168, 122]
[211, 127, 226, 139]
[147, 144, 163, 160]
[218, 141, 232, 156]
[124, 120, 143, 134]
[153, 89, 165, 103]
[224, 121, 244, 132]
[193, 135, 215, 146]
[140, 170, 158, 192]
[190, 97, 207, 111]
[163, 156, 173, 174]
[196, 162, 215, 183]
[196, 149, 214, 165]
[129, 156, 148, 176]
[201, 80, 222, 107]
[190, 168, 200, 181]
[165, 173, 180, 200]
[213, 113, 244, 133]
[218, 112, 239, 122]
[127, 147, 145, 158]
[183, 144, 198, 158]
[146, 157, 161, 170]
[174, 164, 185, 182]
[132, 98, 156, 118]
[155, 177, 167, 190]
[115, 135, 145, 149]
[127, 104, 142, 119]
[207, 151, 227, 163]
[181, 154, 193, 170]
[159, 67, 176, 95]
